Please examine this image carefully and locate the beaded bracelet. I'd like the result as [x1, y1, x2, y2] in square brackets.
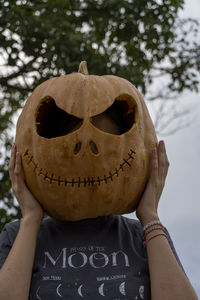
[143, 220, 162, 232]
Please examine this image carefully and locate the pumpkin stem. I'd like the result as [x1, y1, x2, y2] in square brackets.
[78, 61, 89, 75]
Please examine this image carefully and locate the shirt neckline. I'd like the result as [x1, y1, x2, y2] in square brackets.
[46, 215, 114, 229]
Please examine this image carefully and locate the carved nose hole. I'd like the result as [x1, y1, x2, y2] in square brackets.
[89, 140, 99, 155]
[74, 142, 82, 155]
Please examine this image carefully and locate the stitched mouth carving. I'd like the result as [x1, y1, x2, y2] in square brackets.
[23, 148, 136, 187]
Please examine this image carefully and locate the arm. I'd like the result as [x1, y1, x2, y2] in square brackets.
[0, 144, 44, 300]
[136, 141, 198, 300]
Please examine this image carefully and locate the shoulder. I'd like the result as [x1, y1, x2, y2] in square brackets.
[1, 216, 53, 242]
[112, 214, 143, 233]
[102, 214, 143, 236]
[118, 215, 144, 242]
[0, 220, 21, 268]
[3, 219, 20, 231]
[111, 215, 147, 258]
[2, 219, 21, 244]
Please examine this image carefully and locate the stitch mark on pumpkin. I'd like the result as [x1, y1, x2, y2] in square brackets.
[28, 156, 33, 164]
[34, 163, 38, 172]
[23, 148, 136, 187]
[50, 173, 54, 184]
[24, 149, 29, 157]
[123, 158, 131, 167]
[44, 171, 48, 181]
[130, 149, 136, 155]
[120, 164, 124, 171]
[91, 177, 95, 186]
[97, 176, 101, 185]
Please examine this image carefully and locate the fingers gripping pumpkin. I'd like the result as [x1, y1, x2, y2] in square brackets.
[15, 61, 157, 220]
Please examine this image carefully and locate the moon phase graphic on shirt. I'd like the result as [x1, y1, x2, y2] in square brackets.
[139, 285, 144, 299]
[56, 284, 63, 297]
[78, 284, 84, 297]
[98, 283, 106, 296]
[35, 279, 141, 298]
[119, 281, 126, 295]
[36, 286, 41, 299]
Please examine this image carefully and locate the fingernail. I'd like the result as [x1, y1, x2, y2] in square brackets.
[12, 142, 16, 149]
[16, 152, 20, 158]
[160, 140, 165, 146]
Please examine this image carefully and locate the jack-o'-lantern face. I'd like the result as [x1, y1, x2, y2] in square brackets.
[15, 62, 157, 220]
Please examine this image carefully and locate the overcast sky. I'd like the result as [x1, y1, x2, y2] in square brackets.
[128, 0, 200, 296]
[160, 1, 200, 296]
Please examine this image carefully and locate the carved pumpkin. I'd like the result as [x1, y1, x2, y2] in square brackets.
[15, 61, 157, 221]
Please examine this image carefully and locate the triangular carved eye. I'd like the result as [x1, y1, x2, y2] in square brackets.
[91, 96, 137, 135]
[35, 97, 83, 138]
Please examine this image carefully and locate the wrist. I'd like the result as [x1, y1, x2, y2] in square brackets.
[21, 214, 43, 230]
[138, 213, 160, 227]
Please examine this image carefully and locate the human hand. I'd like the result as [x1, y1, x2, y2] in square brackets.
[8, 143, 44, 223]
[136, 140, 169, 226]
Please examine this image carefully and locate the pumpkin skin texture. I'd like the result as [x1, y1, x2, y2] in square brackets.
[15, 62, 157, 221]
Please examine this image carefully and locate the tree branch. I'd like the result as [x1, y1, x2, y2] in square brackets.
[0, 80, 32, 93]
[0, 58, 36, 93]
[0, 58, 35, 85]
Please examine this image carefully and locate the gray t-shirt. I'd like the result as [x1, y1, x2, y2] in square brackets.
[0, 215, 183, 300]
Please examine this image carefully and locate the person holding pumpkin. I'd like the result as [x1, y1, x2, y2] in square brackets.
[0, 63, 198, 300]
